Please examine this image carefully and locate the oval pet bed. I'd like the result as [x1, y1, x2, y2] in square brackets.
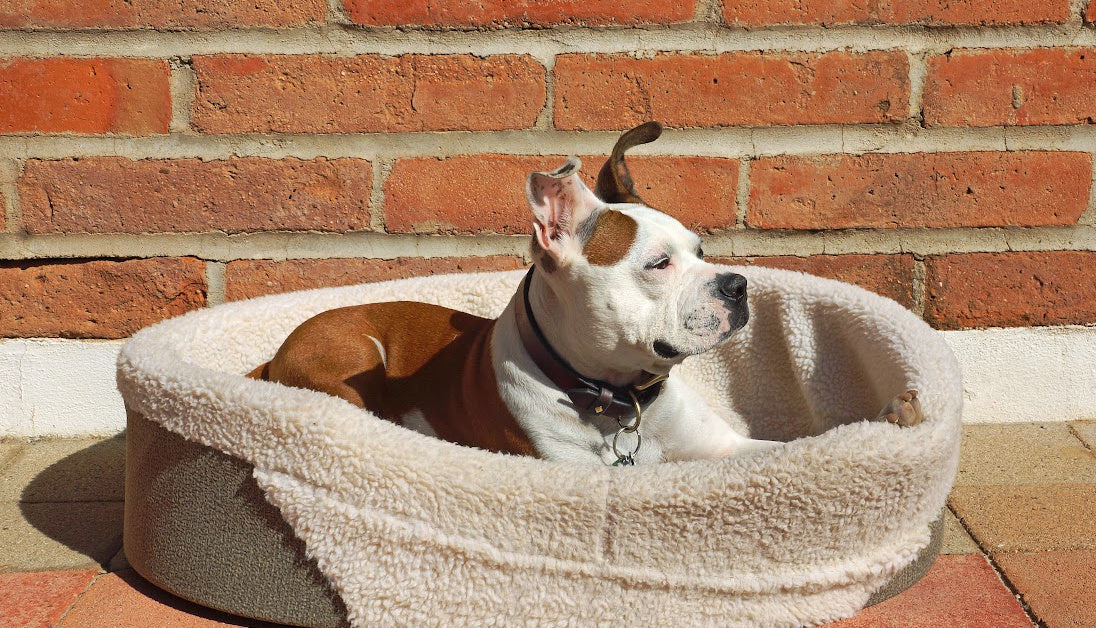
[117, 266, 962, 628]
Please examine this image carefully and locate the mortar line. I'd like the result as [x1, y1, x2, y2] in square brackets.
[0, 225, 1092, 262]
[695, 0, 724, 24]
[326, 0, 350, 25]
[1069, 0, 1090, 23]
[205, 261, 226, 306]
[911, 256, 928, 317]
[1, 158, 20, 234]
[0, 24, 1091, 58]
[735, 157, 750, 229]
[0, 125, 1091, 161]
[535, 54, 557, 131]
[369, 157, 394, 232]
[906, 50, 931, 124]
[168, 58, 197, 134]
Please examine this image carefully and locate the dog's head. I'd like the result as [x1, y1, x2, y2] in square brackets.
[526, 122, 748, 376]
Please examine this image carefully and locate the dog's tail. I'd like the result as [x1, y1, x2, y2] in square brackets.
[594, 121, 663, 205]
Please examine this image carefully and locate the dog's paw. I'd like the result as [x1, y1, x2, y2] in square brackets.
[875, 390, 924, 427]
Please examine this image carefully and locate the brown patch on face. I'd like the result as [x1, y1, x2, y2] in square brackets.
[582, 210, 638, 266]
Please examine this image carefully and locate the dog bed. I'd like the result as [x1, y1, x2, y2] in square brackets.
[117, 266, 962, 628]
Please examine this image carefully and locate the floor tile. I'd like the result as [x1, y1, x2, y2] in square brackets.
[0, 569, 97, 628]
[0, 437, 125, 502]
[950, 484, 1096, 553]
[58, 569, 289, 628]
[996, 550, 1096, 628]
[955, 423, 1095, 486]
[0, 502, 123, 573]
[0, 439, 26, 476]
[823, 554, 1031, 628]
[940, 509, 980, 555]
[1069, 420, 1095, 451]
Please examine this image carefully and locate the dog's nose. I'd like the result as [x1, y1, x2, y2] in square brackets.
[717, 273, 747, 301]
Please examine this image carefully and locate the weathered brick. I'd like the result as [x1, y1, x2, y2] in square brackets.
[925, 251, 1096, 329]
[344, 0, 694, 27]
[1087, 0, 1095, 23]
[192, 54, 546, 134]
[0, 258, 207, 339]
[0, 58, 170, 135]
[553, 51, 908, 130]
[225, 256, 527, 300]
[714, 254, 917, 309]
[924, 48, 1096, 126]
[384, 154, 740, 234]
[723, 0, 1070, 26]
[19, 157, 372, 234]
[0, 0, 325, 29]
[748, 152, 1091, 230]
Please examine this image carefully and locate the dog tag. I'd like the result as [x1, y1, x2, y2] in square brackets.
[612, 453, 635, 467]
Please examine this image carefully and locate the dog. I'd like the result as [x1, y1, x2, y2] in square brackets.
[248, 122, 923, 465]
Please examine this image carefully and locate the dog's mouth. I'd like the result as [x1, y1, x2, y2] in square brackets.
[654, 306, 749, 361]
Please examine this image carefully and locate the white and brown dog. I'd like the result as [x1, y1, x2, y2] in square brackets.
[249, 122, 923, 465]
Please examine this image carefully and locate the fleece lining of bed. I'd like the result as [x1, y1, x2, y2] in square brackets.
[117, 266, 962, 628]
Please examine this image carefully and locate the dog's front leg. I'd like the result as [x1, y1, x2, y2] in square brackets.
[654, 380, 780, 461]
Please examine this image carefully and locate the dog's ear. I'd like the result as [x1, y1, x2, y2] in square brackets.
[526, 156, 601, 263]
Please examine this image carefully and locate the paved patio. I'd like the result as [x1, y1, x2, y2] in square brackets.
[2, 421, 1094, 628]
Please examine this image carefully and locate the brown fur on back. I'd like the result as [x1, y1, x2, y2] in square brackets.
[248, 301, 536, 457]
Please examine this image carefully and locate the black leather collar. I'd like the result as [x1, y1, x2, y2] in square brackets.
[514, 267, 666, 420]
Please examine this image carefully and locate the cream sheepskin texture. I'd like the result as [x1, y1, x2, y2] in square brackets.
[117, 267, 962, 628]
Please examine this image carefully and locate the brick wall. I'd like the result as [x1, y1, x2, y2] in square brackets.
[0, 3, 1093, 379]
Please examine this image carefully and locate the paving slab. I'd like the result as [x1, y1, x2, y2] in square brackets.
[0, 502, 123, 573]
[0, 569, 98, 628]
[955, 423, 1095, 486]
[0, 436, 125, 502]
[58, 569, 288, 628]
[0, 439, 26, 476]
[940, 509, 980, 555]
[996, 550, 1096, 628]
[950, 483, 1096, 553]
[1069, 419, 1095, 450]
[823, 554, 1032, 628]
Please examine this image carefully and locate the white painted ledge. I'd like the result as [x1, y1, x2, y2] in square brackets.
[0, 326, 1093, 437]
[943, 326, 1096, 424]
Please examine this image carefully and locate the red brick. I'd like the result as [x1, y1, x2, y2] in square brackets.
[0, 58, 170, 135]
[0, 258, 207, 339]
[723, 0, 1070, 26]
[57, 569, 276, 627]
[924, 48, 1096, 126]
[19, 157, 372, 234]
[344, 0, 694, 27]
[0, 570, 97, 628]
[748, 152, 1091, 230]
[925, 252, 1096, 329]
[225, 255, 527, 300]
[384, 154, 740, 234]
[192, 54, 545, 134]
[0, 0, 325, 29]
[1087, 0, 1095, 23]
[714, 254, 917, 308]
[553, 51, 908, 130]
[995, 551, 1096, 628]
[824, 555, 1031, 628]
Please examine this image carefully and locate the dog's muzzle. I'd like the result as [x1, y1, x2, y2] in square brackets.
[715, 272, 749, 331]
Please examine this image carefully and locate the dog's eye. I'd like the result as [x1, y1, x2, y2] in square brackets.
[696, 247, 705, 260]
[647, 256, 671, 270]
